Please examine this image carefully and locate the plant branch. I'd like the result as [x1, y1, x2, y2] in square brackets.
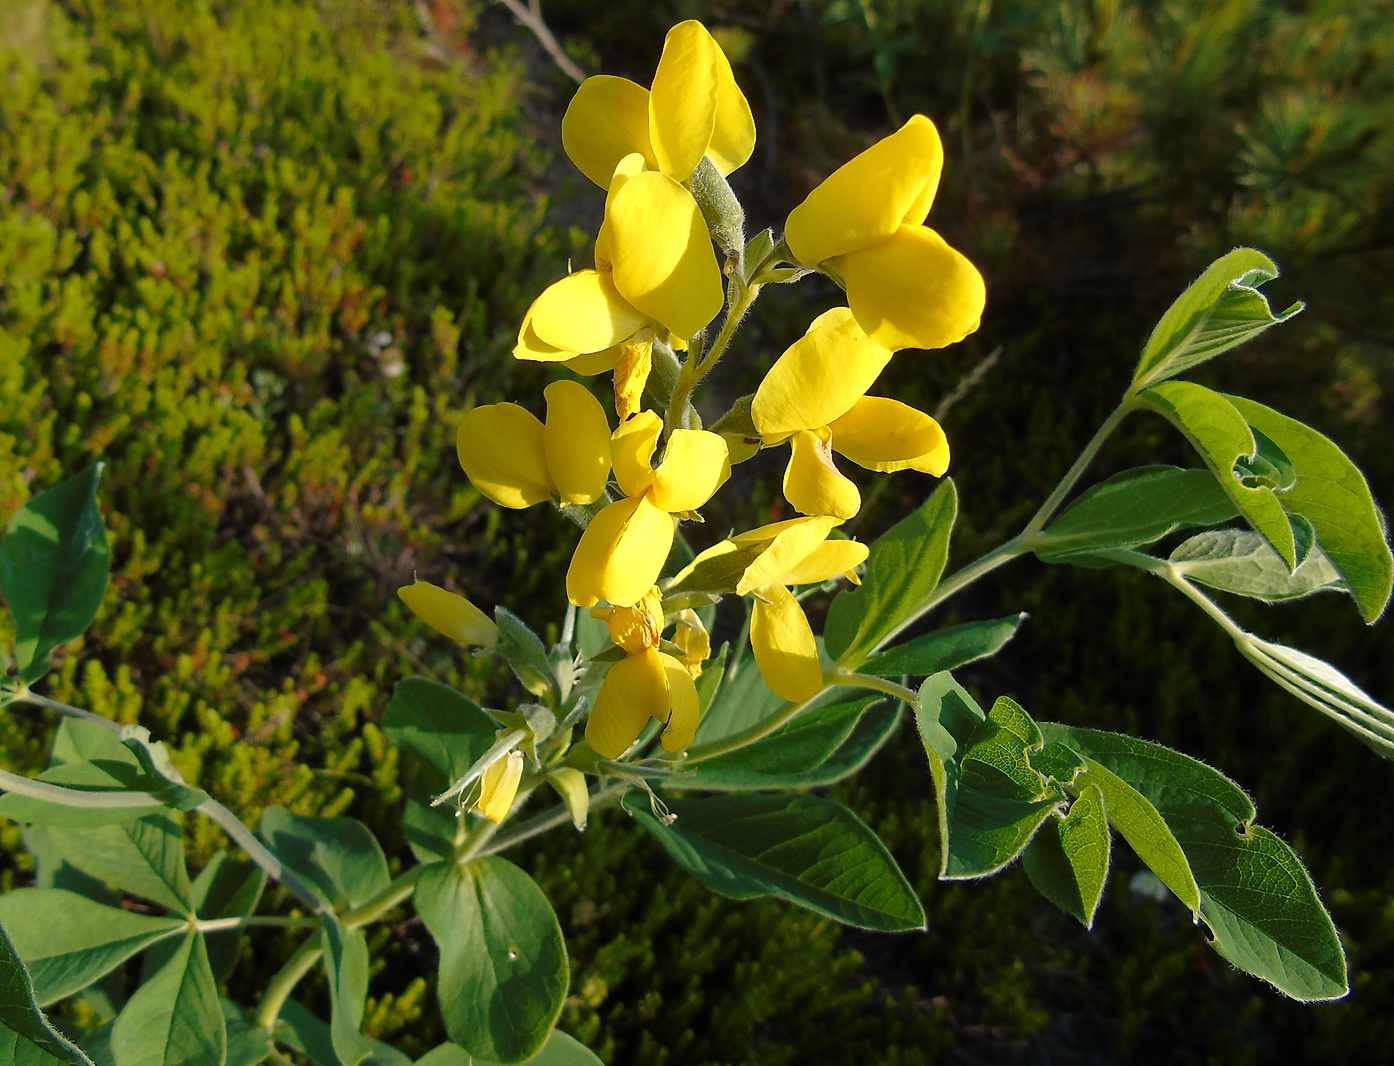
[825, 668, 919, 705]
[195, 797, 333, 917]
[1021, 399, 1136, 537]
[497, 0, 586, 84]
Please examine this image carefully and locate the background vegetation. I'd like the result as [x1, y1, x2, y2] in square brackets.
[1, 0, 1390, 1061]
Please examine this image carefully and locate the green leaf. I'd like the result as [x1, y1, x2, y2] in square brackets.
[191, 855, 265, 985]
[1170, 529, 1344, 602]
[52, 813, 193, 915]
[383, 679, 500, 862]
[117, 727, 209, 812]
[223, 1001, 273, 1066]
[1072, 758, 1201, 916]
[1022, 783, 1111, 928]
[914, 677, 1065, 879]
[1131, 248, 1302, 391]
[109, 933, 226, 1066]
[692, 649, 786, 745]
[415, 1047, 472, 1066]
[1138, 381, 1297, 568]
[321, 920, 373, 1066]
[0, 465, 111, 684]
[1036, 466, 1238, 561]
[258, 808, 390, 912]
[465, 1030, 605, 1066]
[0, 889, 182, 1006]
[493, 608, 559, 702]
[858, 613, 1026, 678]
[1226, 396, 1393, 622]
[0, 921, 97, 1065]
[274, 1000, 412, 1066]
[415, 858, 568, 1064]
[1040, 724, 1346, 999]
[674, 698, 898, 791]
[1188, 824, 1347, 1001]
[824, 480, 957, 663]
[630, 792, 925, 932]
[1239, 636, 1394, 757]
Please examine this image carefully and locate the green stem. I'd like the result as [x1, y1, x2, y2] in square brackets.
[6, 689, 123, 731]
[664, 281, 760, 436]
[1021, 399, 1135, 537]
[195, 797, 332, 917]
[341, 866, 425, 929]
[825, 668, 919, 705]
[256, 936, 322, 1033]
[195, 915, 318, 934]
[685, 691, 822, 763]
[0, 767, 165, 809]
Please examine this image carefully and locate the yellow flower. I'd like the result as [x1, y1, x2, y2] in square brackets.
[560, 20, 755, 190]
[513, 154, 724, 415]
[476, 747, 524, 823]
[587, 587, 701, 759]
[752, 310, 951, 518]
[398, 580, 498, 647]
[783, 115, 986, 352]
[567, 411, 730, 608]
[456, 379, 611, 509]
[676, 517, 868, 702]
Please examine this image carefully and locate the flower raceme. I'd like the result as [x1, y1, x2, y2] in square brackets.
[784, 115, 986, 352]
[587, 587, 703, 759]
[516, 16, 756, 405]
[752, 309, 951, 518]
[456, 380, 611, 509]
[567, 411, 730, 609]
[672, 517, 868, 702]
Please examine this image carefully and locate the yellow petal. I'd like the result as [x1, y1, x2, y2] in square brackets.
[561, 75, 657, 189]
[649, 20, 720, 181]
[783, 430, 861, 520]
[838, 225, 986, 351]
[587, 648, 668, 758]
[595, 585, 663, 654]
[751, 312, 895, 440]
[514, 305, 576, 363]
[607, 171, 723, 340]
[734, 515, 840, 595]
[658, 652, 701, 752]
[613, 335, 654, 423]
[784, 114, 944, 267]
[611, 410, 662, 499]
[706, 35, 756, 176]
[529, 270, 650, 356]
[650, 429, 730, 512]
[563, 346, 624, 376]
[594, 153, 649, 272]
[476, 750, 523, 823]
[778, 539, 870, 586]
[456, 403, 553, 508]
[827, 395, 950, 476]
[750, 583, 823, 702]
[543, 380, 612, 506]
[567, 495, 676, 608]
[670, 610, 711, 675]
[397, 580, 498, 647]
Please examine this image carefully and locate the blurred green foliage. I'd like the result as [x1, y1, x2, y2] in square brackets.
[2, 0, 1392, 1062]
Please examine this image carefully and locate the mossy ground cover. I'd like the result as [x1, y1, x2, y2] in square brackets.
[3, 0, 1393, 1062]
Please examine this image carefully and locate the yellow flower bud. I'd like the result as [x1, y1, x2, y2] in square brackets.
[397, 580, 497, 647]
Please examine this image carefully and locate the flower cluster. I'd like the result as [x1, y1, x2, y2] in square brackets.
[399, 19, 983, 798]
